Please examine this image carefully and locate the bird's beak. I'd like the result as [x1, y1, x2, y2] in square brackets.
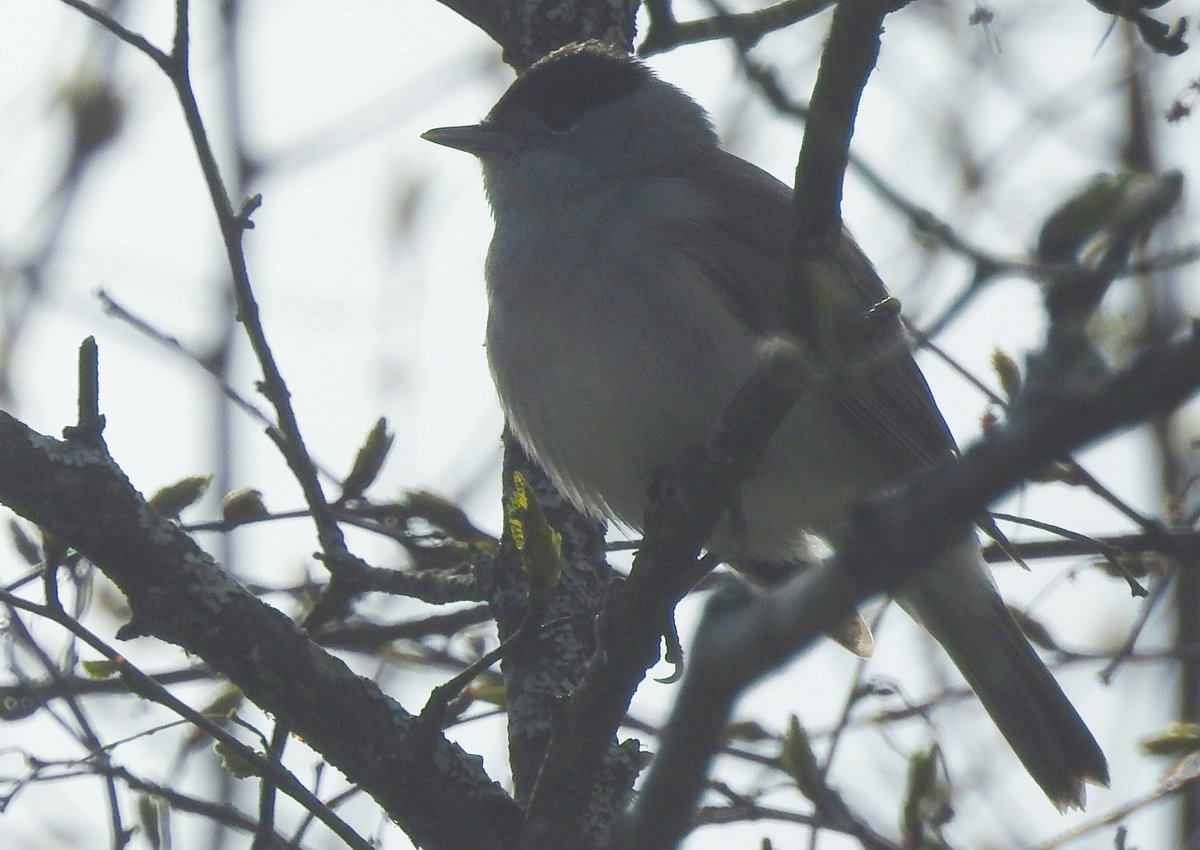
[421, 124, 511, 156]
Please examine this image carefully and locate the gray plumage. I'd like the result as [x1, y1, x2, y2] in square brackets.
[423, 41, 1108, 807]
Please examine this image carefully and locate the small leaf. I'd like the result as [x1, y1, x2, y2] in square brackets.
[137, 795, 162, 850]
[203, 685, 246, 719]
[778, 715, 824, 802]
[1007, 606, 1059, 651]
[463, 683, 507, 707]
[183, 686, 244, 751]
[405, 539, 477, 571]
[149, 475, 212, 519]
[724, 720, 773, 743]
[220, 488, 267, 526]
[1141, 721, 1200, 756]
[60, 75, 124, 159]
[82, 659, 122, 679]
[901, 744, 953, 849]
[1036, 173, 1128, 262]
[404, 489, 493, 545]
[1037, 171, 1183, 265]
[213, 741, 258, 779]
[8, 520, 41, 565]
[340, 418, 393, 501]
[990, 348, 1022, 402]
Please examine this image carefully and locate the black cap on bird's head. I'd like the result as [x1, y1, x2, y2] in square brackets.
[485, 42, 649, 134]
[421, 41, 715, 165]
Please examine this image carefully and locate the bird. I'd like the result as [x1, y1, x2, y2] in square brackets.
[422, 40, 1108, 807]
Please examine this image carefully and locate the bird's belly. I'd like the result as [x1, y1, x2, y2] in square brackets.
[487, 293, 883, 561]
[730, 401, 886, 559]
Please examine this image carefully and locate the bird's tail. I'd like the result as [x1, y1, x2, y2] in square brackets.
[899, 541, 1109, 809]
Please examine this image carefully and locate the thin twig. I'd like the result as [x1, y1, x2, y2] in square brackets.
[252, 722, 290, 850]
[1, 603, 128, 848]
[0, 590, 376, 850]
[96, 289, 341, 484]
[1030, 753, 1200, 850]
[641, 0, 835, 55]
[55, 0, 171, 70]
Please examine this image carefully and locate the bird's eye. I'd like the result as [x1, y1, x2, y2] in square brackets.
[541, 102, 584, 134]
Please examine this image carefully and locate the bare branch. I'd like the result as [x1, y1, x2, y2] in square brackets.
[0, 400, 521, 850]
[55, 0, 172, 70]
[640, 0, 835, 56]
[626, 321, 1200, 849]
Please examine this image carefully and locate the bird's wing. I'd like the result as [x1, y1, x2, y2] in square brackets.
[671, 150, 955, 470]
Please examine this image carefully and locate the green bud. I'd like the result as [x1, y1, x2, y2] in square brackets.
[148, 475, 212, 519]
[991, 348, 1022, 403]
[214, 741, 258, 779]
[902, 744, 953, 849]
[137, 795, 162, 850]
[1141, 722, 1200, 756]
[220, 488, 267, 526]
[1036, 173, 1128, 263]
[8, 520, 41, 566]
[82, 659, 121, 679]
[779, 715, 824, 802]
[404, 489, 493, 546]
[340, 417, 393, 501]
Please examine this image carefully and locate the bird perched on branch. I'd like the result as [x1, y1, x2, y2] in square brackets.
[423, 40, 1108, 807]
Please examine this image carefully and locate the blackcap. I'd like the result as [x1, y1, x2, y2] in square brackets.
[423, 41, 1108, 807]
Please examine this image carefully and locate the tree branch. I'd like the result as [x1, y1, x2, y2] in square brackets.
[433, 0, 641, 69]
[792, 0, 911, 249]
[0, 405, 521, 850]
[624, 317, 1200, 850]
[640, 0, 835, 56]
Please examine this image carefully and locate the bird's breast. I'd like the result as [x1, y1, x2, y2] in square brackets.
[486, 226, 756, 524]
[482, 203, 881, 558]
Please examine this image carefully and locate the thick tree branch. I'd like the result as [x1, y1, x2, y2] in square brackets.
[480, 437, 614, 805]
[0, 591, 372, 850]
[792, 0, 911, 249]
[0, 409, 520, 850]
[624, 320, 1200, 850]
